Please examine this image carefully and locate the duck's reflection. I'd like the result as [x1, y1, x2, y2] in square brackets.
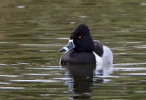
[61, 64, 106, 99]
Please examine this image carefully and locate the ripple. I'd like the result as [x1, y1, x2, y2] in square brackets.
[0, 42, 17, 44]
[94, 76, 119, 78]
[133, 45, 146, 48]
[41, 66, 61, 67]
[126, 42, 141, 44]
[11, 63, 30, 66]
[0, 75, 19, 78]
[10, 79, 59, 83]
[0, 82, 11, 84]
[112, 47, 127, 50]
[16, 5, 25, 9]
[114, 63, 146, 66]
[120, 73, 146, 76]
[0, 87, 24, 90]
[53, 78, 72, 81]
[69, 22, 76, 24]
[19, 44, 63, 47]
[40, 94, 56, 96]
[56, 38, 69, 40]
[22, 73, 51, 76]
[115, 53, 146, 55]
[0, 64, 7, 66]
[25, 67, 61, 70]
[141, 2, 146, 6]
[39, 50, 56, 52]
[113, 67, 146, 71]
[79, 15, 88, 18]
[17, 62, 30, 65]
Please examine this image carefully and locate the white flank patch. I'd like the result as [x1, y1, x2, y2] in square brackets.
[93, 52, 103, 70]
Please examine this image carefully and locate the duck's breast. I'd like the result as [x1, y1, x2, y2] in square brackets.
[60, 50, 96, 65]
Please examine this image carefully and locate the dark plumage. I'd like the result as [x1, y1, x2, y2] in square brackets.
[60, 24, 113, 65]
[61, 50, 96, 65]
[70, 24, 94, 52]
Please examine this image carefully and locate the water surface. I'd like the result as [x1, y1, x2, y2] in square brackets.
[0, 0, 146, 99]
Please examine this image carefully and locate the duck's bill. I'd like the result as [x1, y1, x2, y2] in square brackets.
[59, 39, 75, 52]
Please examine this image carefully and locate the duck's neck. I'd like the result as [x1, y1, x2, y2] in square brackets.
[73, 37, 94, 52]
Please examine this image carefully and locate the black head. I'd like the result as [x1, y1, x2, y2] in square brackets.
[70, 24, 94, 52]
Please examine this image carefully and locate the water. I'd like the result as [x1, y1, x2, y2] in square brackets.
[0, 0, 146, 99]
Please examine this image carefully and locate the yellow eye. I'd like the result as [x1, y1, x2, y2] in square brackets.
[78, 36, 81, 38]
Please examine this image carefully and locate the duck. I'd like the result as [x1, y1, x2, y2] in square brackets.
[59, 24, 113, 72]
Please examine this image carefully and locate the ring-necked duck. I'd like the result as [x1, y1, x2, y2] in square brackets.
[59, 24, 113, 69]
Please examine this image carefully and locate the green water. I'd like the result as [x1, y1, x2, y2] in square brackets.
[0, 0, 146, 100]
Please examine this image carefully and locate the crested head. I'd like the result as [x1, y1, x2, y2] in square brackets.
[70, 24, 94, 52]
[70, 24, 90, 39]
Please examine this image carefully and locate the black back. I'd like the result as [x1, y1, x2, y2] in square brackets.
[94, 40, 104, 57]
